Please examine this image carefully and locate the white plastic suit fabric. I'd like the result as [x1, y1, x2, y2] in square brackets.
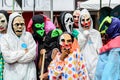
[0, 12, 37, 80]
[77, 9, 103, 80]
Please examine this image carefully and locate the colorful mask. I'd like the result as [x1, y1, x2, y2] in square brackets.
[59, 33, 73, 50]
[12, 16, 25, 37]
[0, 13, 7, 32]
[35, 23, 45, 37]
[80, 14, 91, 30]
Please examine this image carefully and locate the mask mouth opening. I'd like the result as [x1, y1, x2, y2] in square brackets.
[84, 26, 89, 28]
[0, 27, 5, 30]
[16, 30, 22, 32]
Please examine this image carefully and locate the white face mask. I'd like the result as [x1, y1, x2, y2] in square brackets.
[0, 13, 7, 32]
[80, 14, 91, 30]
[64, 13, 74, 33]
[12, 16, 25, 37]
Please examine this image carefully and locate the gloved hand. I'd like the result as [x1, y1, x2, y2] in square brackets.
[72, 29, 79, 39]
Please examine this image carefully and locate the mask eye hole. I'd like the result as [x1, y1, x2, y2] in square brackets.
[86, 18, 90, 21]
[1, 20, 5, 23]
[82, 19, 85, 22]
[66, 18, 69, 22]
[35, 24, 41, 28]
[73, 16, 79, 18]
[71, 18, 73, 22]
[21, 23, 25, 26]
[14, 23, 25, 27]
[16, 23, 19, 26]
[61, 39, 65, 42]
[67, 39, 72, 43]
[35, 23, 44, 28]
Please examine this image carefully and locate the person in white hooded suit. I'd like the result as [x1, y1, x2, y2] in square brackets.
[77, 9, 103, 80]
[0, 12, 37, 80]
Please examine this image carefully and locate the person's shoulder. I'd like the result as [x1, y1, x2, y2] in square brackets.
[25, 31, 32, 36]
[0, 34, 9, 42]
[24, 31, 33, 38]
[91, 29, 99, 32]
[1, 34, 8, 38]
[91, 29, 101, 34]
[111, 48, 120, 52]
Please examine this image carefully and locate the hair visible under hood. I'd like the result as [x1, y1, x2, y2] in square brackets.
[59, 12, 68, 32]
[0, 10, 9, 22]
[7, 12, 25, 38]
[78, 9, 93, 33]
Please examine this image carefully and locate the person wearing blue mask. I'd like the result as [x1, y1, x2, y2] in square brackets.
[95, 16, 120, 80]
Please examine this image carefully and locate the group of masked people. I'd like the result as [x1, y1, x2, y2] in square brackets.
[0, 8, 120, 80]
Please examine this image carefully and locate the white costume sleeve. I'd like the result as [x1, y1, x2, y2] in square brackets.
[95, 32, 103, 53]
[90, 30, 103, 53]
[0, 36, 25, 63]
[77, 31, 87, 49]
[18, 33, 36, 63]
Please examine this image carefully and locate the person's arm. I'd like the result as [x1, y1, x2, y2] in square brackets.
[48, 52, 64, 80]
[51, 48, 59, 59]
[18, 32, 36, 63]
[0, 36, 25, 63]
[77, 31, 87, 49]
[39, 72, 48, 80]
[101, 49, 120, 80]
[94, 31, 103, 53]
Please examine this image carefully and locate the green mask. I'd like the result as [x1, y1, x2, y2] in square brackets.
[51, 29, 63, 38]
[36, 30, 45, 37]
[99, 16, 112, 34]
[35, 23, 44, 28]
[35, 23, 45, 37]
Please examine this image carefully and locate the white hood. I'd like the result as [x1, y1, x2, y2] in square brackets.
[78, 8, 93, 33]
[1, 12, 37, 80]
[7, 12, 26, 39]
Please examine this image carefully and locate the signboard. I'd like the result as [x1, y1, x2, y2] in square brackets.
[80, 0, 120, 10]
[0, 0, 75, 11]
